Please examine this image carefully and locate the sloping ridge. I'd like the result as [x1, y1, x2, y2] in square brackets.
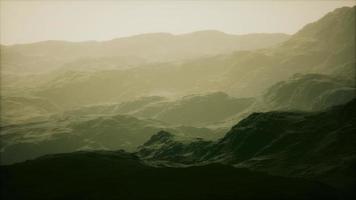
[262, 73, 355, 111]
[138, 99, 356, 195]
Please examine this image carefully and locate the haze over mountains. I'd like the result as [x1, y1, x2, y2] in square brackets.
[2, 7, 353, 108]
[0, 6, 355, 200]
[1, 31, 289, 74]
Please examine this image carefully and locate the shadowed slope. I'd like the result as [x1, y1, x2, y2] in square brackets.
[138, 99, 356, 197]
[1, 150, 338, 200]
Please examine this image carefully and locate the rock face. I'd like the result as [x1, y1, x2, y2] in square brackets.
[137, 130, 214, 164]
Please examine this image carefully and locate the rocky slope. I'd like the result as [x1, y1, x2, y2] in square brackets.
[262, 73, 355, 111]
[138, 99, 356, 196]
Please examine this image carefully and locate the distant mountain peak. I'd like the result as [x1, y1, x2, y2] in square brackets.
[287, 6, 355, 46]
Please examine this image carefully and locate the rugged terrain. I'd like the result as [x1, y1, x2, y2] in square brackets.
[0, 6, 355, 200]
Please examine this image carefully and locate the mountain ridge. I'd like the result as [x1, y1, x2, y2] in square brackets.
[137, 98, 356, 195]
[2, 30, 289, 46]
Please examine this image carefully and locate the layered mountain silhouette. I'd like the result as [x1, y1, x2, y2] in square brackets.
[63, 92, 254, 126]
[0, 6, 355, 200]
[1, 31, 289, 74]
[262, 73, 355, 111]
[0, 111, 224, 164]
[2, 99, 355, 199]
[1, 91, 254, 164]
[3, 6, 350, 109]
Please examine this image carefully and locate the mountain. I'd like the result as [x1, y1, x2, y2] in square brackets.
[32, 57, 234, 108]
[1, 7, 354, 160]
[0, 150, 338, 200]
[1, 100, 354, 199]
[1, 91, 252, 127]
[65, 92, 254, 127]
[137, 131, 213, 164]
[278, 6, 355, 73]
[137, 99, 356, 196]
[0, 111, 223, 165]
[0, 96, 60, 125]
[133, 92, 254, 126]
[0, 31, 290, 74]
[1, 92, 253, 164]
[17, 6, 354, 109]
[223, 6, 355, 97]
[262, 73, 355, 111]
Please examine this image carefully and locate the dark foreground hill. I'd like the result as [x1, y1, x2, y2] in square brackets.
[0, 150, 338, 200]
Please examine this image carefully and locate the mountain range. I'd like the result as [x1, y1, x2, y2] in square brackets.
[138, 99, 356, 194]
[2, 7, 351, 109]
[0, 5, 355, 200]
[1, 31, 289, 74]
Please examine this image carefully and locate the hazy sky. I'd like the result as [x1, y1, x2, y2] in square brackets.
[1, 0, 355, 45]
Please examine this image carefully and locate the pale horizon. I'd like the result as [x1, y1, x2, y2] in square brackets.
[1, 0, 355, 45]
